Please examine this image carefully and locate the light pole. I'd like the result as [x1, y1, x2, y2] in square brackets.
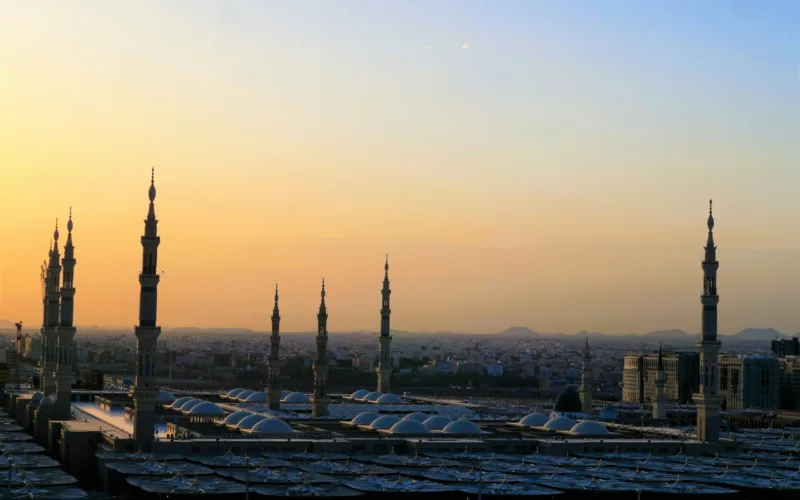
[244, 453, 250, 500]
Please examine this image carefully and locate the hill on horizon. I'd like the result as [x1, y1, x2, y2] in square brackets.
[500, 326, 538, 336]
[646, 329, 693, 337]
[733, 328, 785, 339]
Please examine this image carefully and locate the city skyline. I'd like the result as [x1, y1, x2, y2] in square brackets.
[1, 2, 797, 334]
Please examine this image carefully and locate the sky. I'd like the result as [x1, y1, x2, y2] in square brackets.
[0, 1, 798, 335]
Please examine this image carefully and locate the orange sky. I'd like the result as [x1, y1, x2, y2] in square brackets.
[0, 2, 797, 334]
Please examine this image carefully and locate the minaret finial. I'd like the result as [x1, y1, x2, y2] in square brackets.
[707, 199, 714, 231]
[321, 278, 326, 297]
[53, 218, 59, 243]
[275, 283, 279, 301]
[67, 207, 73, 233]
[151, 167, 155, 184]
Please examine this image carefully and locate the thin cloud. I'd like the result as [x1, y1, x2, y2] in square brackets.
[424, 45, 433, 51]
[461, 44, 470, 50]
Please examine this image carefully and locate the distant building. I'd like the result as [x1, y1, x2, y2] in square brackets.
[486, 364, 504, 377]
[772, 337, 800, 358]
[24, 336, 42, 361]
[622, 351, 699, 404]
[778, 356, 800, 410]
[718, 355, 780, 409]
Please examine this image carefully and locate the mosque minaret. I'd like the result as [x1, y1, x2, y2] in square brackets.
[652, 343, 667, 420]
[312, 279, 330, 417]
[133, 169, 162, 451]
[693, 200, 723, 443]
[579, 337, 593, 414]
[267, 284, 282, 411]
[54, 208, 77, 420]
[377, 255, 393, 394]
[41, 220, 62, 397]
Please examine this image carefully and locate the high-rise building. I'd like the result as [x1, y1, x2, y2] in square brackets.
[694, 200, 723, 443]
[133, 169, 162, 451]
[377, 255, 392, 394]
[718, 355, 780, 410]
[772, 338, 800, 358]
[623, 351, 699, 404]
[778, 357, 800, 410]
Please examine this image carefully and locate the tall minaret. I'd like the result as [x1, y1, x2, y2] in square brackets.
[652, 343, 667, 420]
[376, 255, 393, 393]
[41, 221, 62, 396]
[579, 337, 593, 414]
[312, 279, 330, 417]
[267, 284, 282, 410]
[54, 209, 77, 419]
[693, 200, 723, 443]
[133, 169, 162, 451]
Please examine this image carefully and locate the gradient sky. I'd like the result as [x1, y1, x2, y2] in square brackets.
[0, 1, 797, 335]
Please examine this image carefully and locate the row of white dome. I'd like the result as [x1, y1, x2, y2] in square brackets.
[516, 413, 609, 435]
[346, 412, 484, 434]
[220, 411, 293, 434]
[347, 390, 404, 404]
[223, 389, 311, 404]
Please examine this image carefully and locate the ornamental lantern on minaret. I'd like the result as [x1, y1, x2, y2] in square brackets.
[376, 255, 393, 393]
[267, 284, 282, 410]
[693, 200, 723, 443]
[652, 343, 667, 420]
[133, 168, 163, 451]
[312, 279, 330, 417]
[579, 337, 593, 414]
[54, 208, 77, 419]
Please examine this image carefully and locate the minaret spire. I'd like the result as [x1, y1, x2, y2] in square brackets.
[54, 207, 78, 419]
[580, 337, 593, 414]
[133, 169, 163, 451]
[377, 254, 393, 393]
[40, 218, 63, 396]
[267, 283, 282, 410]
[693, 199, 723, 443]
[653, 342, 667, 420]
[312, 278, 330, 417]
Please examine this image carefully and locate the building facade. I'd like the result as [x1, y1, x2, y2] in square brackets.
[623, 351, 699, 404]
[772, 338, 800, 358]
[778, 357, 800, 410]
[718, 356, 780, 410]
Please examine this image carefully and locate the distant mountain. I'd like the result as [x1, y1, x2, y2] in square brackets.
[0, 319, 17, 329]
[646, 329, 692, 337]
[733, 328, 785, 340]
[576, 330, 606, 337]
[500, 326, 538, 336]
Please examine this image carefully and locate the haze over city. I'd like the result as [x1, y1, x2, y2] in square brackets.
[1, 1, 797, 334]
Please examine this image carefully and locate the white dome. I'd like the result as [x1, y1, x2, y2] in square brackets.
[39, 396, 54, 407]
[171, 396, 193, 409]
[245, 392, 267, 403]
[188, 401, 224, 415]
[237, 414, 268, 430]
[363, 391, 383, 402]
[375, 393, 403, 405]
[442, 419, 483, 435]
[423, 416, 452, 430]
[350, 412, 381, 425]
[222, 411, 252, 425]
[518, 413, 549, 427]
[157, 391, 176, 404]
[543, 416, 576, 431]
[282, 392, 310, 404]
[30, 392, 43, 403]
[570, 421, 609, 435]
[369, 415, 401, 430]
[226, 388, 246, 399]
[250, 418, 294, 435]
[178, 399, 204, 411]
[236, 390, 255, 402]
[388, 419, 430, 435]
[350, 389, 370, 399]
[280, 390, 291, 398]
[402, 413, 430, 422]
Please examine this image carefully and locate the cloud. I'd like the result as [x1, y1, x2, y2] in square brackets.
[424, 45, 433, 51]
[461, 44, 470, 50]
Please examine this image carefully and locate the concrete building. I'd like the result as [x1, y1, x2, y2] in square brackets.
[24, 335, 42, 361]
[694, 200, 723, 443]
[623, 351, 699, 404]
[718, 355, 780, 410]
[778, 356, 800, 410]
[772, 337, 800, 358]
[132, 169, 162, 451]
[376, 255, 393, 393]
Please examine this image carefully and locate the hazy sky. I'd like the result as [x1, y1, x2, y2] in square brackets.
[0, 1, 798, 335]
